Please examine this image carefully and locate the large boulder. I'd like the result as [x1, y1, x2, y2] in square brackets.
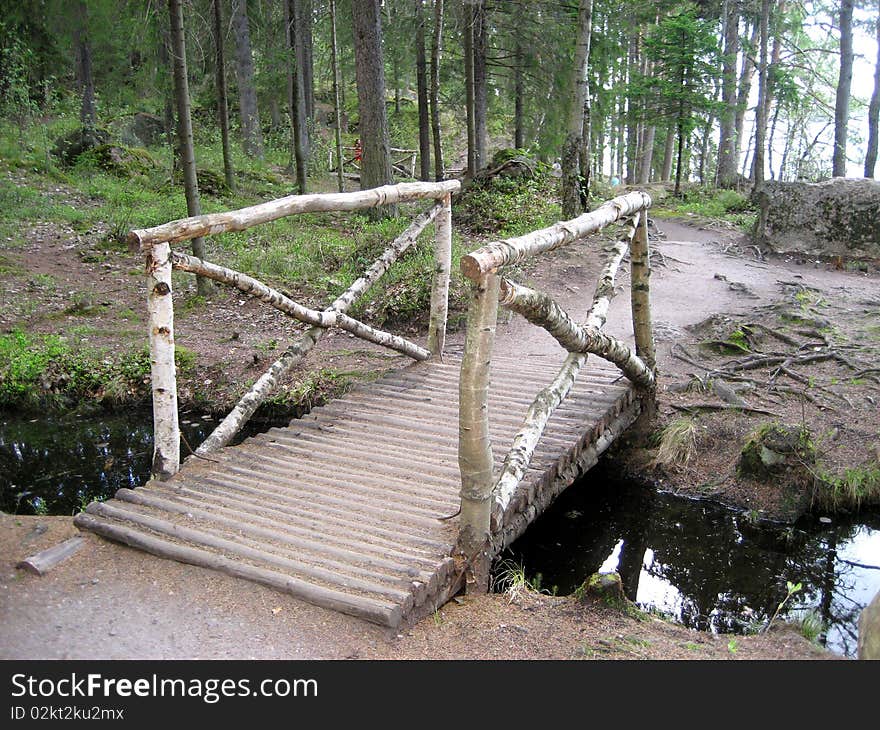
[752, 178, 880, 259]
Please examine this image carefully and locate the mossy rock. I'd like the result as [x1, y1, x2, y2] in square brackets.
[577, 572, 626, 606]
[50, 127, 112, 166]
[196, 168, 229, 196]
[81, 144, 159, 177]
[738, 423, 815, 479]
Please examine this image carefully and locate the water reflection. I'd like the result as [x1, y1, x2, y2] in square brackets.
[497, 461, 880, 658]
[0, 410, 279, 517]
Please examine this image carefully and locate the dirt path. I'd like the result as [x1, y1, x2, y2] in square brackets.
[3, 213, 876, 661]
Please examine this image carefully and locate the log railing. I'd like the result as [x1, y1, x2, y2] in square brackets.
[131, 180, 460, 480]
[456, 190, 656, 589]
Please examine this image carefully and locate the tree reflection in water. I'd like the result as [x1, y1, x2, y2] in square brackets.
[0, 410, 249, 517]
[495, 460, 880, 658]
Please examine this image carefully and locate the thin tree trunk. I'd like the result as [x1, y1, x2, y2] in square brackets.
[833, 0, 854, 177]
[351, 0, 396, 218]
[625, 29, 640, 185]
[232, 0, 264, 158]
[638, 125, 655, 184]
[285, 0, 308, 193]
[866, 1, 880, 178]
[463, 0, 476, 177]
[752, 0, 770, 190]
[513, 19, 524, 150]
[74, 1, 96, 132]
[167, 0, 212, 296]
[302, 0, 314, 123]
[329, 0, 345, 192]
[734, 19, 759, 176]
[212, 0, 235, 192]
[716, 0, 740, 187]
[430, 0, 445, 181]
[472, 0, 488, 170]
[661, 126, 675, 181]
[561, 0, 592, 219]
[416, 0, 431, 180]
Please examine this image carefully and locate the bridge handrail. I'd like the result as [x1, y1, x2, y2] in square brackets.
[140, 180, 459, 481]
[455, 191, 655, 587]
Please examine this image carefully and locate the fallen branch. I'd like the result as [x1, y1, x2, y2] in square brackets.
[671, 403, 782, 417]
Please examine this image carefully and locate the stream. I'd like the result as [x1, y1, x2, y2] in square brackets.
[2, 410, 877, 658]
[495, 459, 880, 659]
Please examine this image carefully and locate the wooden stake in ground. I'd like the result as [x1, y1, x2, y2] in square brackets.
[456, 273, 500, 592]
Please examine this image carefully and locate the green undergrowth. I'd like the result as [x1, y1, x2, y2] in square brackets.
[652, 186, 756, 231]
[0, 329, 195, 411]
[454, 165, 561, 237]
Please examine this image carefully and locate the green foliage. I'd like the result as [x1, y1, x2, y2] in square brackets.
[0, 329, 157, 409]
[654, 186, 756, 229]
[455, 167, 561, 237]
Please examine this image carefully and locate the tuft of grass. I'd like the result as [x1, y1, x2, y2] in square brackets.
[653, 417, 698, 469]
[491, 559, 548, 603]
[793, 609, 826, 645]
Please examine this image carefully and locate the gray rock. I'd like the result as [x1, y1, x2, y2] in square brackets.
[753, 178, 880, 259]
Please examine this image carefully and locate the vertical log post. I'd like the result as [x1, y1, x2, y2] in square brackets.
[427, 192, 452, 358]
[457, 272, 499, 593]
[629, 212, 656, 425]
[146, 241, 180, 479]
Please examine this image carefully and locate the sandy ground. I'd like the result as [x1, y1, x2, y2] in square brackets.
[3, 212, 876, 661]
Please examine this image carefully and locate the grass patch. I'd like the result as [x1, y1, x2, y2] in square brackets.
[0, 329, 169, 410]
[653, 186, 756, 230]
[653, 417, 698, 469]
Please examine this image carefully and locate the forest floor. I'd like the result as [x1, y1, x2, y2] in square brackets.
[2, 178, 878, 661]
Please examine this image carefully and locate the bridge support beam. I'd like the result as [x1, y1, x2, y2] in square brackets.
[629, 213, 657, 430]
[456, 272, 499, 592]
[427, 192, 453, 359]
[146, 241, 180, 479]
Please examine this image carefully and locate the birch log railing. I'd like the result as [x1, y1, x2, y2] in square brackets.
[130, 180, 460, 480]
[455, 190, 657, 590]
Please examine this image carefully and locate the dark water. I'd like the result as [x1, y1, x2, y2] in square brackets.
[495, 460, 880, 659]
[0, 409, 281, 517]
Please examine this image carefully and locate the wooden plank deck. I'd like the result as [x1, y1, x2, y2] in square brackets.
[74, 353, 641, 628]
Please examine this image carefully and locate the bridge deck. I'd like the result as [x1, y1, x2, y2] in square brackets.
[74, 354, 640, 628]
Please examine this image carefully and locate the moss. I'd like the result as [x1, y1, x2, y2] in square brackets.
[738, 422, 815, 479]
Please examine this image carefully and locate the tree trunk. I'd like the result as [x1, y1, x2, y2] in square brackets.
[752, 0, 770, 190]
[302, 0, 314, 123]
[661, 126, 675, 181]
[734, 19, 760, 175]
[212, 0, 235, 192]
[74, 1, 96, 132]
[232, 0, 263, 158]
[833, 0, 854, 177]
[716, 0, 740, 187]
[866, 1, 880, 178]
[638, 125, 655, 184]
[472, 0, 488, 170]
[625, 29, 640, 185]
[561, 0, 593, 219]
[351, 0, 396, 218]
[329, 0, 345, 192]
[513, 10, 525, 151]
[416, 0, 431, 180]
[286, 0, 308, 193]
[167, 0, 211, 296]
[430, 0, 445, 181]
[463, 0, 476, 177]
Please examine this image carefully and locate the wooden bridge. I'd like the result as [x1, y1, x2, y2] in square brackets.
[74, 182, 657, 628]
